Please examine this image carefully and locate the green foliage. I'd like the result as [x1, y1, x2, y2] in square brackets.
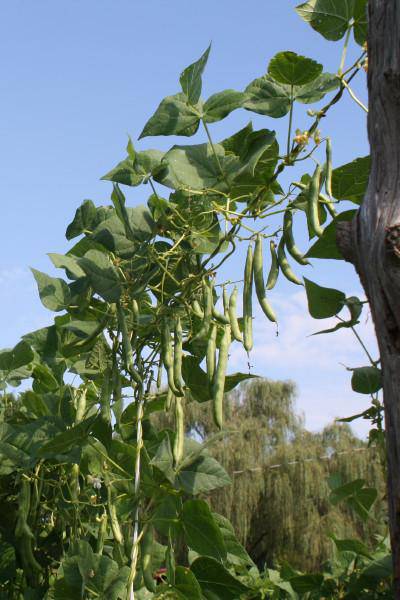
[296, 0, 368, 45]
[351, 366, 383, 395]
[304, 278, 346, 318]
[331, 155, 370, 205]
[156, 379, 386, 576]
[268, 52, 323, 86]
[0, 4, 390, 598]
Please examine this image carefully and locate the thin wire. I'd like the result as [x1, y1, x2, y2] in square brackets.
[232, 446, 371, 475]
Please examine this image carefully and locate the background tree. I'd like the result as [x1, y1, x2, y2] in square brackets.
[156, 378, 386, 571]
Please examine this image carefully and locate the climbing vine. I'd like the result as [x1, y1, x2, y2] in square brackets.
[0, 2, 392, 598]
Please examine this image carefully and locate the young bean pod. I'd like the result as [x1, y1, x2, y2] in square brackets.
[211, 281, 230, 324]
[173, 317, 184, 395]
[192, 279, 212, 339]
[15, 479, 42, 583]
[307, 164, 324, 238]
[166, 387, 174, 411]
[96, 512, 108, 555]
[277, 238, 303, 286]
[99, 368, 112, 424]
[228, 286, 243, 343]
[132, 298, 139, 324]
[107, 484, 123, 545]
[253, 236, 277, 323]
[166, 532, 176, 585]
[141, 524, 156, 593]
[283, 211, 309, 265]
[198, 278, 212, 336]
[112, 365, 123, 422]
[223, 287, 230, 319]
[70, 463, 81, 503]
[117, 302, 142, 385]
[191, 299, 204, 319]
[173, 395, 185, 466]
[206, 322, 217, 385]
[18, 534, 42, 582]
[212, 324, 231, 429]
[15, 479, 34, 539]
[156, 357, 163, 390]
[266, 241, 279, 290]
[325, 137, 333, 198]
[243, 245, 254, 353]
[75, 387, 87, 423]
[161, 318, 181, 396]
[212, 304, 230, 324]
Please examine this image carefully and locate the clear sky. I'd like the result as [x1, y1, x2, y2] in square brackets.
[0, 1, 375, 435]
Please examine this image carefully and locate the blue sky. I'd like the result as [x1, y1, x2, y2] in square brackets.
[0, 1, 375, 435]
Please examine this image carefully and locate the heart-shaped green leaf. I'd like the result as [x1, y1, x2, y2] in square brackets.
[268, 52, 322, 86]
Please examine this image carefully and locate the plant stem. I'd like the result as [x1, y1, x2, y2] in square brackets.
[350, 325, 376, 365]
[342, 79, 368, 112]
[202, 119, 224, 175]
[338, 25, 352, 75]
[286, 87, 294, 158]
[149, 178, 159, 199]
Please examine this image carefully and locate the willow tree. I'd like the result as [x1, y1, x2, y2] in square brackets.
[156, 379, 386, 571]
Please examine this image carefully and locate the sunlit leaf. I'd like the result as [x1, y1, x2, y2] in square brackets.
[268, 52, 322, 86]
[304, 278, 346, 319]
[180, 45, 211, 105]
[139, 93, 201, 138]
[31, 269, 71, 312]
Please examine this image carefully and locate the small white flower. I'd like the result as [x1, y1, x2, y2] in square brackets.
[87, 475, 102, 489]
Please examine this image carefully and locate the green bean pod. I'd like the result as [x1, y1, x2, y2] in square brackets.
[107, 485, 123, 545]
[100, 368, 112, 424]
[228, 286, 243, 343]
[70, 463, 80, 503]
[277, 238, 303, 286]
[156, 357, 163, 390]
[307, 164, 324, 238]
[206, 322, 217, 385]
[266, 241, 279, 290]
[173, 317, 184, 395]
[161, 318, 181, 396]
[15, 479, 34, 539]
[243, 245, 254, 353]
[253, 236, 277, 323]
[173, 396, 185, 466]
[212, 303, 230, 324]
[112, 365, 123, 422]
[283, 211, 309, 265]
[117, 302, 142, 385]
[96, 512, 108, 555]
[192, 279, 212, 339]
[211, 281, 230, 324]
[166, 533, 176, 585]
[18, 534, 42, 582]
[212, 325, 231, 429]
[201, 278, 212, 331]
[75, 388, 87, 422]
[132, 298, 139, 324]
[166, 388, 174, 411]
[192, 299, 204, 319]
[325, 137, 333, 198]
[141, 524, 156, 593]
[223, 287, 230, 319]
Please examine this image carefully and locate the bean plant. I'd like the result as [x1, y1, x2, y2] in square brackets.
[0, 2, 391, 598]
